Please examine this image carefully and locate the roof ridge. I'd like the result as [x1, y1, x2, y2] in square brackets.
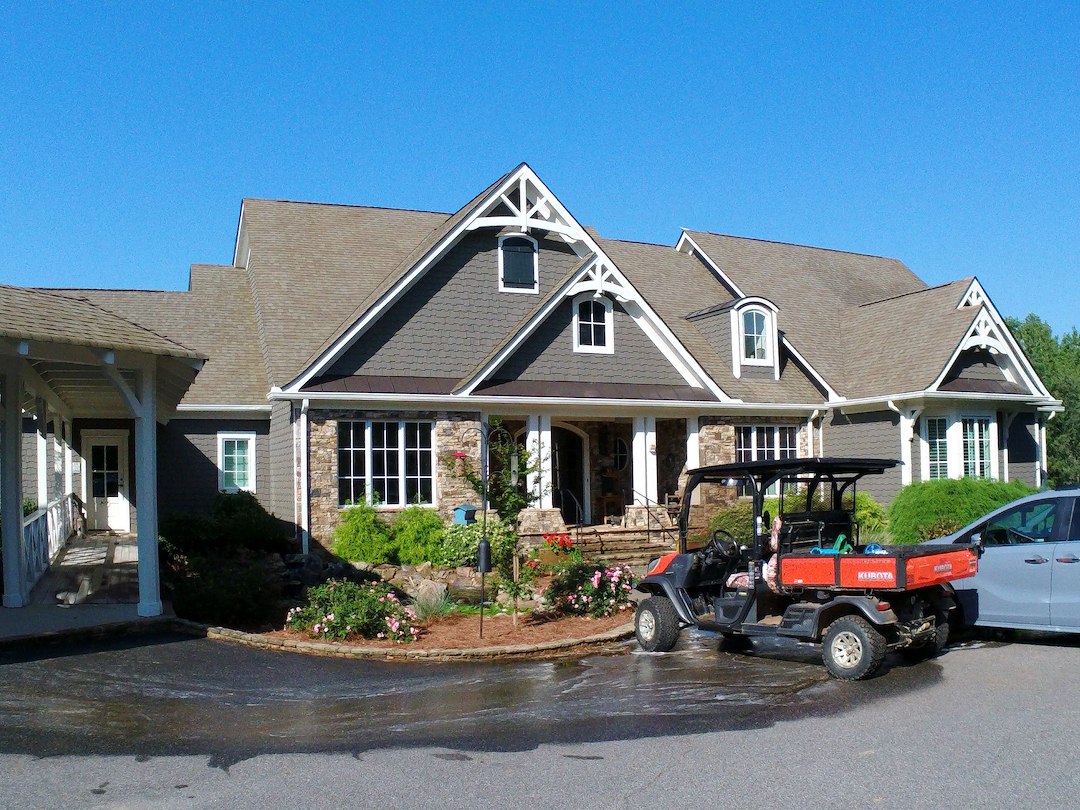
[242, 197, 452, 217]
[857, 277, 971, 308]
[685, 229, 898, 262]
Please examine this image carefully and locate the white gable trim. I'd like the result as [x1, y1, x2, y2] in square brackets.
[456, 256, 732, 400]
[929, 302, 1049, 397]
[675, 231, 745, 297]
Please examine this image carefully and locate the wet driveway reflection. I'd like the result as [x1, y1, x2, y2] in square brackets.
[0, 629, 936, 765]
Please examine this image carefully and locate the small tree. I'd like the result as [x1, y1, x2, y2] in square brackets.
[448, 418, 542, 525]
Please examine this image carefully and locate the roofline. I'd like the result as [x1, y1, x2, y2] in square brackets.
[681, 228, 900, 263]
[833, 390, 1062, 413]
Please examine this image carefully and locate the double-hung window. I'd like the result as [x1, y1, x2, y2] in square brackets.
[962, 416, 992, 479]
[218, 432, 255, 493]
[337, 420, 435, 507]
[572, 293, 614, 353]
[926, 417, 948, 479]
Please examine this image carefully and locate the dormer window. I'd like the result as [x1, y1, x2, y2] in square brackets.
[573, 293, 614, 354]
[499, 234, 538, 293]
[729, 297, 779, 379]
[742, 309, 769, 362]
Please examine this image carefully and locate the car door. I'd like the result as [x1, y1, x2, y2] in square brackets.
[967, 498, 1064, 627]
[1049, 498, 1080, 628]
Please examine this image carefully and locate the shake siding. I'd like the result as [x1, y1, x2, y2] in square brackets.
[494, 300, 686, 385]
[326, 232, 582, 379]
[825, 409, 902, 504]
[156, 419, 270, 517]
[1007, 412, 1039, 488]
[21, 418, 37, 506]
[267, 401, 296, 525]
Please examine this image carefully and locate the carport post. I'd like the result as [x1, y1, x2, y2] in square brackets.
[1, 365, 27, 607]
[135, 362, 161, 617]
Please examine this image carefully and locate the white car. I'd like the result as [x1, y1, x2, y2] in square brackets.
[927, 488, 1080, 632]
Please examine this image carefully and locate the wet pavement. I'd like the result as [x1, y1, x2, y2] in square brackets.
[0, 628, 940, 767]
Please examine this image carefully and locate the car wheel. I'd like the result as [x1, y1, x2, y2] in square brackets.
[635, 596, 680, 652]
[822, 615, 887, 680]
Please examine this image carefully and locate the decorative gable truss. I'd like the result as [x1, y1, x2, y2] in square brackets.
[931, 278, 1052, 398]
[284, 163, 730, 401]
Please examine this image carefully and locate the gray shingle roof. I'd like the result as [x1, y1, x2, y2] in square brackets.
[0, 285, 201, 359]
[49, 266, 266, 406]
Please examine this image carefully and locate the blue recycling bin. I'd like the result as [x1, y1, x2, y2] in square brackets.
[453, 504, 478, 525]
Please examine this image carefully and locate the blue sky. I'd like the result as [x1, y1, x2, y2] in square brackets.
[3, 2, 1078, 335]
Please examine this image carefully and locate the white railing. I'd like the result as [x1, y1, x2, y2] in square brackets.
[22, 492, 78, 591]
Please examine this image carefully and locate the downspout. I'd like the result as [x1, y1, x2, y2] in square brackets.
[1038, 412, 1055, 489]
[300, 398, 310, 555]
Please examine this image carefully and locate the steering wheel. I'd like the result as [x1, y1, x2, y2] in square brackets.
[705, 529, 739, 559]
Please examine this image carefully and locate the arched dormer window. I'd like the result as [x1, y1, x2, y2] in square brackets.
[499, 234, 538, 293]
[742, 309, 769, 362]
[730, 297, 779, 379]
[573, 293, 614, 354]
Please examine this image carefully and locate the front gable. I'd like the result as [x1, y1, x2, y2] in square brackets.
[287, 164, 730, 402]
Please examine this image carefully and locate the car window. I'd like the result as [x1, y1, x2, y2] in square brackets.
[982, 499, 1060, 546]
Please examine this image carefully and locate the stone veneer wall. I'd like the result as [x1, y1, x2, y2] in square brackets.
[306, 409, 483, 551]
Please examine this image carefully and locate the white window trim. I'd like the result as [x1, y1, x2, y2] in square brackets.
[919, 411, 998, 482]
[337, 420, 438, 509]
[735, 424, 801, 495]
[217, 431, 256, 493]
[572, 292, 614, 354]
[729, 299, 780, 380]
[498, 233, 539, 294]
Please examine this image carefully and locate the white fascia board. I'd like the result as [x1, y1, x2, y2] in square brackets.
[675, 231, 745, 297]
[232, 200, 248, 268]
[976, 289, 1053, 397]
[838, 390, 1061, 414]
[780, 337, 840, 401]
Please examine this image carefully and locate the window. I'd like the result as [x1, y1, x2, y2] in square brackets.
[572, 293, 614, 353]
[218, 432, 255, 493]
[499, 234, 538, 293]
[614, 437, 629, 471]
[926, 417, 948, 480]
[735, 425, 799, 495]
[963, 416, 992, 478]
[337, 420, 435, 507]
[742, 309, 769, 362]
[979, 499, 1060, 546]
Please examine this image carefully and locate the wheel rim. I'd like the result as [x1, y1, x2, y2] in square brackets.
[638, 610, 656, 641]
[830, 630, 864, 669]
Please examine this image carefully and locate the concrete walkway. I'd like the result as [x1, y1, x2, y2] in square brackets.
[0, 532, 170, 643]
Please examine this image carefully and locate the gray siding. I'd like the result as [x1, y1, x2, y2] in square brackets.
[328, 232, 583, 379]
[493, 300, 686, 385]
[156, 419, 271, 517]
[21, 418, 37, 506]
[267, 401, 297, 526]
[825, 409, 902, 504]
[1006, 412, 1039, 488]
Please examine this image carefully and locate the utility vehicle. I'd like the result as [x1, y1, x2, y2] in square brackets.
[634, 458, 979, 680]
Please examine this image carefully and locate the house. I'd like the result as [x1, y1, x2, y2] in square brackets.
[0, 163, 1060, 614]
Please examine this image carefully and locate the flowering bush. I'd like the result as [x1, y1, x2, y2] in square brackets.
[286, 579, 420, 642]
[543, 532, 574, 555]
[545, 561, 636, 618]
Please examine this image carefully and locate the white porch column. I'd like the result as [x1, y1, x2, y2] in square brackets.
[685, 416, 701, 505]
[1, 365, 27, 607]
[632, 415, 658, 505]
[63, 419, 73, 497]
[35, 397, 48, 507]
[526, 414, 553, 509]
[135, 362, 162, 617]
[1037, 415, 1048, 488]
[896, 407, 922, 487]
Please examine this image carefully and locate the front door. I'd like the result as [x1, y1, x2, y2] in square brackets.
[551, 427, 585, 525]
[84, 433, 130, 532]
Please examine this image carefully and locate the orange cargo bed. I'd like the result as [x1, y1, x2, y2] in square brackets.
[777, 544, 977, 592]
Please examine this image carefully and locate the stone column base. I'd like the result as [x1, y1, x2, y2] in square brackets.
[624, 504, 673, 529]
[517, 508, 567, 536]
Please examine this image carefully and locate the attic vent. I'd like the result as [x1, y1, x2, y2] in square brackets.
[499, 234, 538, 293]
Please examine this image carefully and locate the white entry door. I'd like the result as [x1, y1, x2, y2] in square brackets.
[84, 432, 130, 532]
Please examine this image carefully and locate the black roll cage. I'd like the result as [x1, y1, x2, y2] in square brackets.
[677, 457, 900, 556]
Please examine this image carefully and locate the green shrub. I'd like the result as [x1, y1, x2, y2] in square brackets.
[708, 498, 780, 545]
[332, 503, 396, 564]
[545, 561, 635, 618]
[286, 579, 419, 642]
[393, 506, 447, 566]
[853, 492, 888, 535]
[168, 552, 285, 630]
[439, 517, 517, 568]
[160, 492, 291, 559]
[888, 478, 1037, 545]
[23, 498, 38, 517]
